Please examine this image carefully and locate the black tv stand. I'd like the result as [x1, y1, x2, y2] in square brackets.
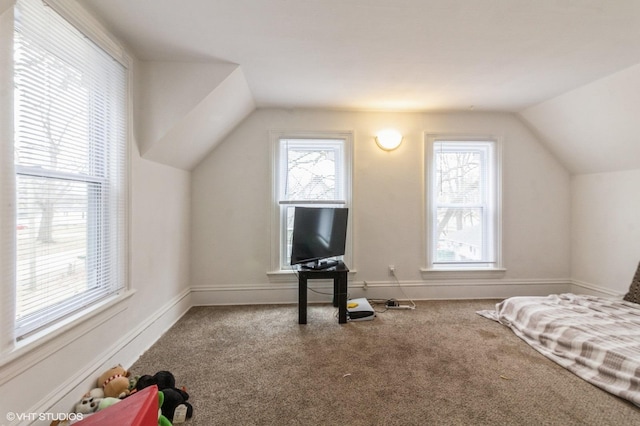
[297, 261, 349, 324]
[301, 259, 339, 270]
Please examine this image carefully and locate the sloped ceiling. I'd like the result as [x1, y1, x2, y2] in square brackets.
[79, 0, 640, 173]
[520, 63, 640, 175]
[135, 62, 255, 170]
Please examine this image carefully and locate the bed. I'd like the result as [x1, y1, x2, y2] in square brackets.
[478, 265, 640, 406]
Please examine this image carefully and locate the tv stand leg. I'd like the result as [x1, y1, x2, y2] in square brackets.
[299, 276, 307, 324]
[336, 273, 347, 324]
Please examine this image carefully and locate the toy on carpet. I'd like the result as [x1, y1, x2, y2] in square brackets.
[97, 364, 131, 399]
[157, 390, 172, 426]
[85, 388, 105, 399]
[135, 370, 176, 390]
[74, 395, 100, 415]
[74, 395, 121, 414]
[129, 374, 141, 392]
[135, 370, 194, 422]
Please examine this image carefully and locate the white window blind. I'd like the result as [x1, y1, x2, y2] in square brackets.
[13, 0, 128, 338]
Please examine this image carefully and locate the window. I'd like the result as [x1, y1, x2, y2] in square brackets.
[13, 0, 128, 339]
[270, 132, 352, 272]
[425, 135, 502, 272]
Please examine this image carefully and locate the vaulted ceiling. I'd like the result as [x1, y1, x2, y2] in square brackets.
[80, 0, 640, 173]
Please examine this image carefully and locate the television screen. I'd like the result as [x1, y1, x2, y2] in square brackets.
[290, 207, 348, 268]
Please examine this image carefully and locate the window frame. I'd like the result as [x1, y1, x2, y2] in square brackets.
[10, 0, 130, 341]
[269, 131, 353, 276]
[423, 133, 504, 277]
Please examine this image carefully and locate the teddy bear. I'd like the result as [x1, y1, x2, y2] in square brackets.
[97, 365, 131, 398]
[135, 371, 193, 422]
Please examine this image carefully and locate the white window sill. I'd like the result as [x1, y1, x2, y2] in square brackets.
[267, 270, 298, 283]
[420, 267, 507, 280]
[0, 289, 136, 385]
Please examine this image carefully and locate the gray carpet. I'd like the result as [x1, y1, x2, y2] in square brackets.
[130, 300, 640, 425]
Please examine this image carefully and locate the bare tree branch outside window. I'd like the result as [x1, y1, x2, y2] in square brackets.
[435, 147, 484, 262]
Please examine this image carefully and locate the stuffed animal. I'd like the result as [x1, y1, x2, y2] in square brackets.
[97, 365, 131, 398]
[161, 387, 193, 422]
[129, 375, 141, 392]
[97, 397, 121, 411]
[136, 371, 194, 422]
[74, 396, 101, 414]
[135, 371, 176, 391]
[74, 394, 120, 415]
[157, 391, 172, 426]
[85, 388, 105, 399]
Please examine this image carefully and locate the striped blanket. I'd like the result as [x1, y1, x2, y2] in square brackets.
[478, 293, 640, 406]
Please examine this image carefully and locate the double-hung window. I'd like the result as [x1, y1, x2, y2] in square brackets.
[425, 135, 502, 272]
[13, 0, 128, 339]
[271, 132, 352, 272]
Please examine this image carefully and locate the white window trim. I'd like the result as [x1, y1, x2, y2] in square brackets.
[44, 0, 129, 67]
[0, 289, 135, 379]
[422, 133, 504, 279]
[3, 0, 132, 349]
[268, 130, 353, 280]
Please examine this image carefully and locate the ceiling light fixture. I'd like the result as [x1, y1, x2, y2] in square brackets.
[375, 129, 403, 151]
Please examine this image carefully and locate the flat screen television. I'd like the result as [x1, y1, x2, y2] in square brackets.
[290, 207, 349, 269]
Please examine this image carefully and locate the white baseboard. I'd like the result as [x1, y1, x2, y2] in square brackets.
[351, 278, 572, 301]
[570, 279, 625, 298]
[191, 278, 572, 306]
[191, 284, 302, 305]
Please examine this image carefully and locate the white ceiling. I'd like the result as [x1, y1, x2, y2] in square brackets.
[82, 0, 640, 113]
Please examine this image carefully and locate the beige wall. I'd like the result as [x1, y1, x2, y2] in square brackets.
[191, 108, 572, 302]
[0, 47, 192, 419]
[519, 61, 640, 297]
[571, 169, 640, 295]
